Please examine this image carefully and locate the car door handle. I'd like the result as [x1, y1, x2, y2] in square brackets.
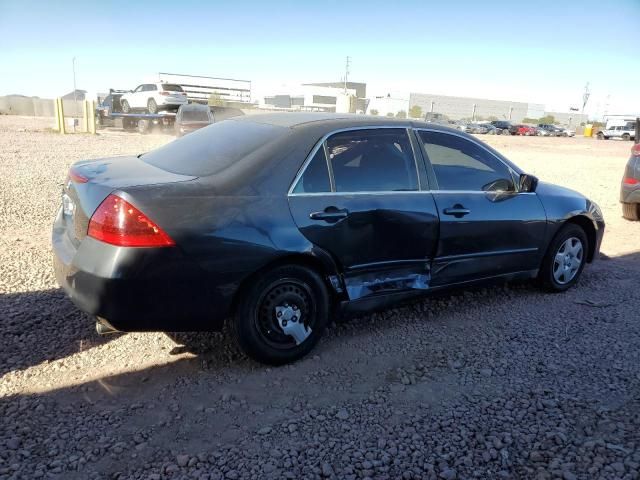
[309, 207, 349, 222]
[443, 205, 471, 217]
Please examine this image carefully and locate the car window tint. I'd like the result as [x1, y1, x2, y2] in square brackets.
[326, 129, 418, 192]
[418, 131, 515, 192]
[142, 119, 287, 176]
[292, 148, 331, 194]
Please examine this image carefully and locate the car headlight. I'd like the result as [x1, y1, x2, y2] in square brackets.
[589, 201, 603, 220]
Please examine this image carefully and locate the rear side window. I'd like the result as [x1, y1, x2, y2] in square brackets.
[292, 148, 331, 194]
[142, 120, 287, 176]
[418, 131, 515, 192]
[326, 129, 418, 192]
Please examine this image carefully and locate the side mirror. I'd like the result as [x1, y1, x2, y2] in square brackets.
[519, 173, 539, 193]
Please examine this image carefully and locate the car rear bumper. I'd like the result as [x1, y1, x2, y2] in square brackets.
[620, 185, 640, 203]
[52, 209, 228, 332]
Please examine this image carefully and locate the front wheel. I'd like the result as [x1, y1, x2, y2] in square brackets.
[121, 100, 130, 113]
[231, 265, 330, 365]
[622, 133, 631, 141]
[538, 224, 588, 292]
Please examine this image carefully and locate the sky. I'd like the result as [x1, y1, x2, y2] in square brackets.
[1, 0, 639, 117]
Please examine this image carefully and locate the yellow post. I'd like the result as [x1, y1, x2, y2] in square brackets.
[57, 98, 66, 135]
[54, 98, 60, 132]
[88, 100, 97, 134]
[82, 100, 88, 133]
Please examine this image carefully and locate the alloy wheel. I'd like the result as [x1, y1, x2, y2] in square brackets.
[552, 237, 583, 285]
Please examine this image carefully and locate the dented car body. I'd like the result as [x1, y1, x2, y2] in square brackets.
[53, 113, 604, 362]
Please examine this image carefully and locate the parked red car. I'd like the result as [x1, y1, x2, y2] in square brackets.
[516, 125, 537, 136]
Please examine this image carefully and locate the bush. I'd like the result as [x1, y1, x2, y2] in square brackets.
[409, 106, 422, 119]
[370, 109, 379, 116]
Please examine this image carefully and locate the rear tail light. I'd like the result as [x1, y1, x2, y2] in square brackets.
[631, 144, 640, 157]
[88, 194, 175, 247]
[68, 166, 88, 183]
[623, 177, 639, 185]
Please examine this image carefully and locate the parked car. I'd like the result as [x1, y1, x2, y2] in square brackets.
[120, 83, 188, 114]
[621, 142, 640, 220]
[538, 124, 565, 137]
[482, 123, 498, 135]
[175, 104, 214, 137]
[597, 123, 636, 141]
[52, 114, 605, 365]
[561, 128, 576, 137]
[468, 123, 489, 134]
[515, 125, 537, 136]
[536, 127, 552, 137]
[490, 120, 513, 135]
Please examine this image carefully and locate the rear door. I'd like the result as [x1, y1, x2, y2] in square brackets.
[288, 127, 439, 300]
[416, 129, 547, 286]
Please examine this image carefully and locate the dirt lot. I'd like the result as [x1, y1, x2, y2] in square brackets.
[1, 115, 639, 480]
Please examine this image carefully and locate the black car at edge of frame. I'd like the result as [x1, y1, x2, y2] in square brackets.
[52, 113, 605, 365]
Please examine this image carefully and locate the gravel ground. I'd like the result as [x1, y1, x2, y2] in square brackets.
[1, 115, 639, 480]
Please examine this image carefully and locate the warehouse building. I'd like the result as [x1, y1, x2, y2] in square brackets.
[262, 81, 367, 113]
[409, 92, 540, 122]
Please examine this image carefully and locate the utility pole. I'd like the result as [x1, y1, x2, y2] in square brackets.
[344, 56, 351, 93]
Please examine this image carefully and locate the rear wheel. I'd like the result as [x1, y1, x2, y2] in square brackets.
[147, 98, 158, 114]
[622, 202, 640, 221]
[622, 133, 631, 141]
[231, 265, 330, 365]
[538, 224, 588, 292]
[121, 100, 130, 113]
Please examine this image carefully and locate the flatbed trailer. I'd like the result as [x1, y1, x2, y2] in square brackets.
[104, 112, 177, 134]
[109, 112, 176, 134]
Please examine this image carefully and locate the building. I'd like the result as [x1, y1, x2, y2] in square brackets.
[410, 92, 532, 122]
[366, 95, 409, 117]
[544, 111, 588, 128]
[262, 81, 367, 113]
[158, 73, 252, 106]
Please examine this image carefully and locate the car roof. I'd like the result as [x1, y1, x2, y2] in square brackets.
[233, 112, 462, 134]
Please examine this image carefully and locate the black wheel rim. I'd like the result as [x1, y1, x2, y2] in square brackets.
[254, 279, 315, 350]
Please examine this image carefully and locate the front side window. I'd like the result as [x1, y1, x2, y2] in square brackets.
[326, 129, 418, 193]
[292, 148, 331, 194]
[418, 131, 515, 192]
[133, 85, 143, 93]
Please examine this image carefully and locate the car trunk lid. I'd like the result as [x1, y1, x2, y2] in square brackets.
[61, 155, 196, 246]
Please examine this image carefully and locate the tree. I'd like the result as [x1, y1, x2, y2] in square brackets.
[538, 115, 556, 125]
[409, 105, 422, 119]
[396, 110, 407, 119]
[370, 109, 379, 116]
[208, 93, 225, 107]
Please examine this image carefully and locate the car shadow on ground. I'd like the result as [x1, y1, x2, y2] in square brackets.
[0, 288, 119, 377]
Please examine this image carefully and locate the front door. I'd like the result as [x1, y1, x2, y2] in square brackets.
[416, 129, 547, 286]
[288, 128, 439, 300]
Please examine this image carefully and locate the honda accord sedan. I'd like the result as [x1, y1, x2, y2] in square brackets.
[53, 113, 605, 364]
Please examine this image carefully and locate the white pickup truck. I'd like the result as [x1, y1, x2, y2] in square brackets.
[597, 121, 636, 141]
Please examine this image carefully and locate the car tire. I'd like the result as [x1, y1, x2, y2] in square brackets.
[622, 202, 640, 221]
[147, 99, 158, 114]
[622, 133, 631, 141]
[538, 223, 588, 292]
[231, 265, 330, 365]
[121, 100, 130, 113]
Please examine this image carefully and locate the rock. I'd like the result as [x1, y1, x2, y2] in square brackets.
[176, 454, 189, 467]
[258, 427, 272, 435]
[321, 462, 334, 477]
[336, 409, 349, 420]
[440, 468, 457, 479]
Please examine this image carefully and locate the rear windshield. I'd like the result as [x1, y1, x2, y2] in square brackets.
[162, 84, 183, 92]
[142, 120, 287, 176]
[182, 109, 210, 121]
